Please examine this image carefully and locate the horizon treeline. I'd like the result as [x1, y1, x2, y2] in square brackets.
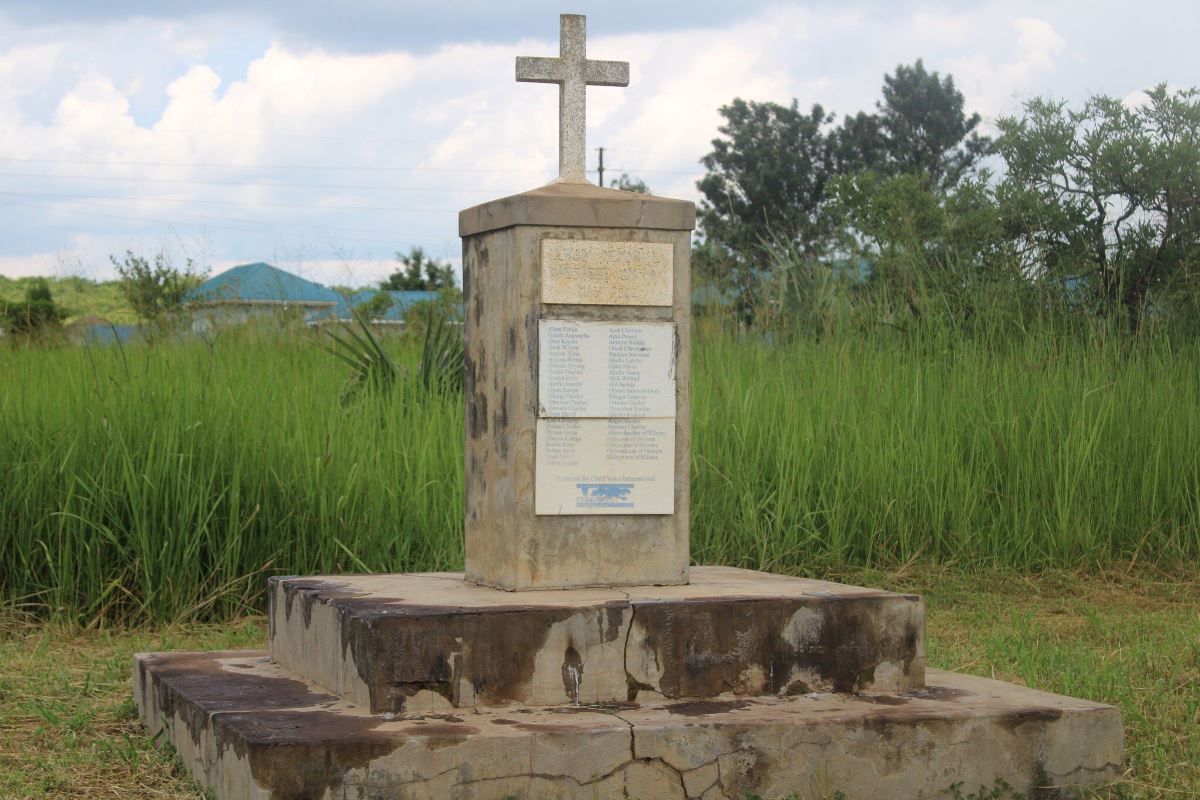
[694, 61, 1200, 338]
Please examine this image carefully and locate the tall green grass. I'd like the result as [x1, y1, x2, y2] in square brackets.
[2, 322, 1198, 623]
[1, 326, 463, 623]
[691, 325, 1200, 571]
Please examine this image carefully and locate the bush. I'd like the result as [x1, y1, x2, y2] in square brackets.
[1, 279, 62, 340]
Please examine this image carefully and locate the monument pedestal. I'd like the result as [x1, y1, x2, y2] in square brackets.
[460, 181, 696, 590]
[135, 567, 1122, 799]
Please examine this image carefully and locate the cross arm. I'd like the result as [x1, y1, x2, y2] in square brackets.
[516, 56, 563, 84]
[585, 60, 630, 87]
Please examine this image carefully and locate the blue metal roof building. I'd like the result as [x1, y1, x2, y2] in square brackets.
[308, 289, 441, 325]
[183, 262, 443, 328]
[185, 262, 341, 307]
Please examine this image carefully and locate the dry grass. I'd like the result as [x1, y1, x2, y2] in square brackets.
[0, 617, 263, 799]
[1, 567, 1196, 799]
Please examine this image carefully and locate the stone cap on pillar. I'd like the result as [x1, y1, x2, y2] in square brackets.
[459, 180, 696, 237]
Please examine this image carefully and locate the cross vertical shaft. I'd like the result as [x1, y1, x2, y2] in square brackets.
[516, 14, 630, 183]
[558, 14, 586, 182]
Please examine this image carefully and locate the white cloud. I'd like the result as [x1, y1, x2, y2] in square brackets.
[947, 17, 1067, 123]
[0, 43, 61, 113]
[0, 251, 71, 279]
[3, 1, 1194, 281]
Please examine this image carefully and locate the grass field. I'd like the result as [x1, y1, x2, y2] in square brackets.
[1, 567, 1196, 799]
[2, 323, 1199, 624]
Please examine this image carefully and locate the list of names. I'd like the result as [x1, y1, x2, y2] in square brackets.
[534, 418, 675, 515]
[538, 320, 675, 418]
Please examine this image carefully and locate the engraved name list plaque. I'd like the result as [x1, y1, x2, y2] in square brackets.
[535, 242, 678, 516]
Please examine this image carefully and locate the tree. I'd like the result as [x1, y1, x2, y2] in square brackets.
[832, 111, 888, 175]
[831, 170, 1021, 321]
[695, 63, 987, 322]
[876, 59, 989, 189]
[355, 290, 395, 320]
[381, 247, 456, 291]
[610, 173, 650, 194]
[1, 279, 62, 338]
[110, 250, 207, 323]
[697, 62, 986, 264]
[697, 99, 838, 262]
[995, 85, 1200, 330]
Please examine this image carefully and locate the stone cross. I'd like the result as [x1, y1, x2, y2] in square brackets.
[516, 14, 629, 183]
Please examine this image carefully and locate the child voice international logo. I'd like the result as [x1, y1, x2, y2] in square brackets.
[576, 483, 635, 509]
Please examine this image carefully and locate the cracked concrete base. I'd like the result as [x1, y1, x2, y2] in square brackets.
[134, 651, 1122, 800]
[268, 567, 925, 714]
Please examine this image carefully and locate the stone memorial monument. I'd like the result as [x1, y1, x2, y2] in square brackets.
[462, 12, 692, 590]
[135, 14, 1123, 799]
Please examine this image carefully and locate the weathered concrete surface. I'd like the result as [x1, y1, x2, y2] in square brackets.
[269, 567, 925, 714]
[462, 214, 694, 590]
[135, 651, 1123, 800]
[459, 180, 695, 237]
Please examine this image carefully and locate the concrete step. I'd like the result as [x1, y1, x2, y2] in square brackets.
[268, 566, 925, 713]
[134, 650, 1122, 800]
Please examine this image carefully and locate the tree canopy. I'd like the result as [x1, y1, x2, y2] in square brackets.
[381, 247, 456, 292]
[875, 59, 989, 188]
[996, 85, 1200, 330]
[610, 173, 650, 194]
[697, 60, 991, 265]
[109, 250, 206, 323]
[694, 57, 1199, 333]
[697, 98, 837, 261]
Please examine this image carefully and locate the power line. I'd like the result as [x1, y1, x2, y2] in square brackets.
[0, 170, 524, 193]
[0, 157, 700, 176]
[0, 157, 551, 174]
[606, 166, 699, 176]
[0, 197, 440, 244]
[142, 127, 440, 143]
[0, 189, 458, 214]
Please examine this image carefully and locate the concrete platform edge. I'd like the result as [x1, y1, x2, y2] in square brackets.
[134, 650, 1123, 800]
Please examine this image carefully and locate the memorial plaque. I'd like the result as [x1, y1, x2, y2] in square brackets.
[539, 320, 675, 418]
[541, 239, 673, 306]
[535, 417, 675, 515]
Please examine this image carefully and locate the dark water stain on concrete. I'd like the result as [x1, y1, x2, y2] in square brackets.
[858, 694, 910, 706]
[543, 701, 638, 714]
[999, 707, 1063, 731]
[562, 644, 583, 704]
[142, 652, 399, 800]
[343, 606, 571, 713]
[510, 720, 614, 734]
[493, 386, 509, 459]
[907, 686, 969, 701]
[330, 598, 631, 713]
[396, 722, 479, 750]
[274, 577, 369, 631]
[665, 699, 752, 717]
[141, 651, 335, 755]
[631, 595, 922, 698]
[233, 709, 399, 800]
[426, 713, 466, 723]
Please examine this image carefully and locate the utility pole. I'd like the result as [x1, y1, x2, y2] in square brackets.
[595, 146, 606, 188]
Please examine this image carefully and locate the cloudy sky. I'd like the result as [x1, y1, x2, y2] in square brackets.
[1, 1, 1195, 287]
